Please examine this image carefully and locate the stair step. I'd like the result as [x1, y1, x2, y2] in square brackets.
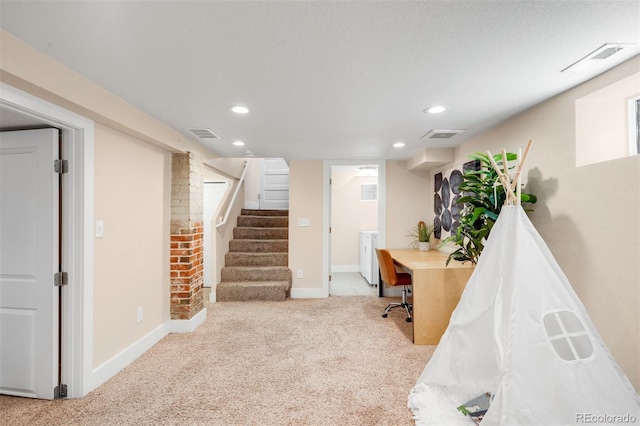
[221, 266, 292, 282]
[216, 281, 291, 302]
[233, 227, 288, 240]
[229, 239, 288, 253]
[225, 252, 288, 267]
[217, 209, 291, 302]
[237, 216, 288, 228]
[241, 209, 289, 217]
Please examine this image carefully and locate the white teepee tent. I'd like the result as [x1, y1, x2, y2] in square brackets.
[409, 143, 640, 425]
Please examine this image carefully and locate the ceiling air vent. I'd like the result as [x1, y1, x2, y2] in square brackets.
[562, 43, 633, 74]
[422, 129, 466, 139]
[187, 128, 221, 139]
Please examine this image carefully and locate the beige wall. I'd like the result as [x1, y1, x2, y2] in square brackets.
[93, 125, 171, 367]
[330, 170, 378, 268]
[385, 161, 432, 249]
[576, 72, 640, 166]
[289, 161, 324, 289]
[431, 56, 640, 390]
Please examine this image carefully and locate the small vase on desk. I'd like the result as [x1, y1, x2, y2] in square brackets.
[418, 242, 431, 252]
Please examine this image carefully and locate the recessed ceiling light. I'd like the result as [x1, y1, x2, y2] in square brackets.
[232, 140, 245, 146]
[229, 105, 249, 114]
[425, 106, 446, 114]
[393, 142, 406, 148]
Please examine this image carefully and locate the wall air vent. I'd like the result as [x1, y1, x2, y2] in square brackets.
[422, 129, 466, 139]
[187, 128, 221, 139]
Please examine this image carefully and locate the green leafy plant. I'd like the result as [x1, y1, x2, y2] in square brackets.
[408, 220, 434, 247]
[443, 152, 537, 265]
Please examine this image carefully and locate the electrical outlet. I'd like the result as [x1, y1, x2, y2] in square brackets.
[297, 270, 304, 279]
[137, 307, 143, 323]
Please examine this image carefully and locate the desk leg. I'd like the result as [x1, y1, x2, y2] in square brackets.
[412, 268, 473, 345]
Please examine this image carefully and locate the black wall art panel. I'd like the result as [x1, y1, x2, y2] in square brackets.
[433, 160, 480, 239]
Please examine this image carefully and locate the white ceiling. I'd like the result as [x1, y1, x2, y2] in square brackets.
[1, 1, 638, 161]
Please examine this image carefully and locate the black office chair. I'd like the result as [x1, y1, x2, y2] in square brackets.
[375, 248, 412, 323]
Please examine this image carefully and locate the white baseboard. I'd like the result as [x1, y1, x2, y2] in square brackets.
[290, 287, 327, 298]
[90, 308, 207, 392]
[169, 308, 207, 333]
[91, 323, 168, 392]
[331, 265, 359, 273]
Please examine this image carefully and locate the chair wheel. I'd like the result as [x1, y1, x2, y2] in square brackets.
[406, 318, 412, 323]
[381, 314, 388, 318]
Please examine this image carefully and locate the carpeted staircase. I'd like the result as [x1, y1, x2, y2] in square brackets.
[216, 209, 292, 301]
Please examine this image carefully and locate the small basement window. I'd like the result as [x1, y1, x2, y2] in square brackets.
[575, 72, 640, 166]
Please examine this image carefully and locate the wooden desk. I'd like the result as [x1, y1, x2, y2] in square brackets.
[386, 249, 474, 345]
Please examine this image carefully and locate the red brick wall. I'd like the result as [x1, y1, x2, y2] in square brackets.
[170, 222, 204, 320]
[170, 152, 204, 320]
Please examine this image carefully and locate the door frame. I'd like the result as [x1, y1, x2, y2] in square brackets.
[1, 82, 94, 398]
[322, 160, 386, 298]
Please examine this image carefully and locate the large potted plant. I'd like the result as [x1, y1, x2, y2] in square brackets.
[409, 220, 434, 251]
[443, 152, 537, 265]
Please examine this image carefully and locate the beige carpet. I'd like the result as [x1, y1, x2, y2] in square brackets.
[0, 296, 434, 425]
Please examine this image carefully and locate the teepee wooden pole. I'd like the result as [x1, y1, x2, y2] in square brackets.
[488, 140, 533, 207]
[510, 139, 533, 192]
[516, 148, 522, 206]
[501, 149, 509, 176]
[487, 151, 514, 205]
[502, 149, 518, 205]
[487, 150, 503, 177]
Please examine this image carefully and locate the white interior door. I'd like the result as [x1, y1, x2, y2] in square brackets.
[259, 158, 289, 210]
[0, 129, 59, 399]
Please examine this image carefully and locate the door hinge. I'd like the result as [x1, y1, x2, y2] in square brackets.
[329, 275, 332, 282]
[54, 271, 68, 287]
[54, 159, 68, 174]
[54, 383, 68, 399]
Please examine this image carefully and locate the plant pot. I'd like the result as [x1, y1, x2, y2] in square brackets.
[418, 242, 431, 252]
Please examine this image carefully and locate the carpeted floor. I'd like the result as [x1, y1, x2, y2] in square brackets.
[0, 296, 434, 425]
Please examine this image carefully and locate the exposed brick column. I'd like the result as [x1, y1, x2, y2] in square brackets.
[170, 152, 204, 320]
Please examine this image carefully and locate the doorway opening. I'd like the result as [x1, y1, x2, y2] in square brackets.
[323, 160, 386, 298]
[1, 82, 94, 398]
